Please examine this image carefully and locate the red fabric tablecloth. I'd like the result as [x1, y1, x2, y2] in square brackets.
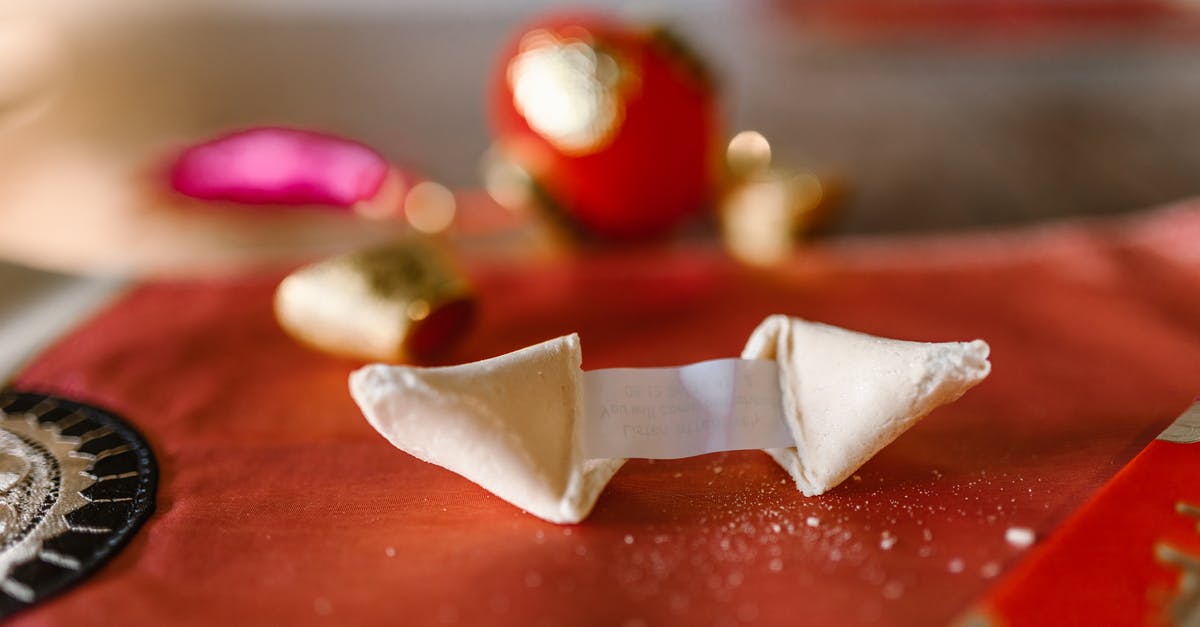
[11, 201, 1200, 626]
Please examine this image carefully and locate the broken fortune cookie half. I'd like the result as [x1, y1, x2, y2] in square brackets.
[349, 316, 991, 523]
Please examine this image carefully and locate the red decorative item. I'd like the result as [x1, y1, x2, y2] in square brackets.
[489, 14, 721, 240]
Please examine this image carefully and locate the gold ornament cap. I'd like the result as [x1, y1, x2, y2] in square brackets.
[274, 238, 474, 363]
[720, 169, 841, 266]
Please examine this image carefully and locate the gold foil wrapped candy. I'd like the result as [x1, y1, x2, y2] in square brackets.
[274, 239, 474, 363]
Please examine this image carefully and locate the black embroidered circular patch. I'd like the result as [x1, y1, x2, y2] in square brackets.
[0, 391, 157, 617]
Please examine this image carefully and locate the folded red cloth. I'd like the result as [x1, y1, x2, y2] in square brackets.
[973, 402, 1200, 625]
[12, 200, 1200, 626]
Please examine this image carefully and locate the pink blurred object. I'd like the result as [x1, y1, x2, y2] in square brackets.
[169, 126, 391, 209]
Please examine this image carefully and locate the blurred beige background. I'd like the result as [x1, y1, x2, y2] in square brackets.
[3, 0, 1200, 376]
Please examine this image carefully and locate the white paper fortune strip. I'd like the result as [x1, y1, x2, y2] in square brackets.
[581, 358, 792, 460]
[350, 315, 991, 524]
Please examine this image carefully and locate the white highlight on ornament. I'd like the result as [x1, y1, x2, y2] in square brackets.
[508, 30, 622, 155]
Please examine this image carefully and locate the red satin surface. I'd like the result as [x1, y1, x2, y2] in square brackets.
[12, 201, 1200, 626]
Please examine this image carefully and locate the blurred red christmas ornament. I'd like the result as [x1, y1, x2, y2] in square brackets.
[489, 14, 721, 240]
